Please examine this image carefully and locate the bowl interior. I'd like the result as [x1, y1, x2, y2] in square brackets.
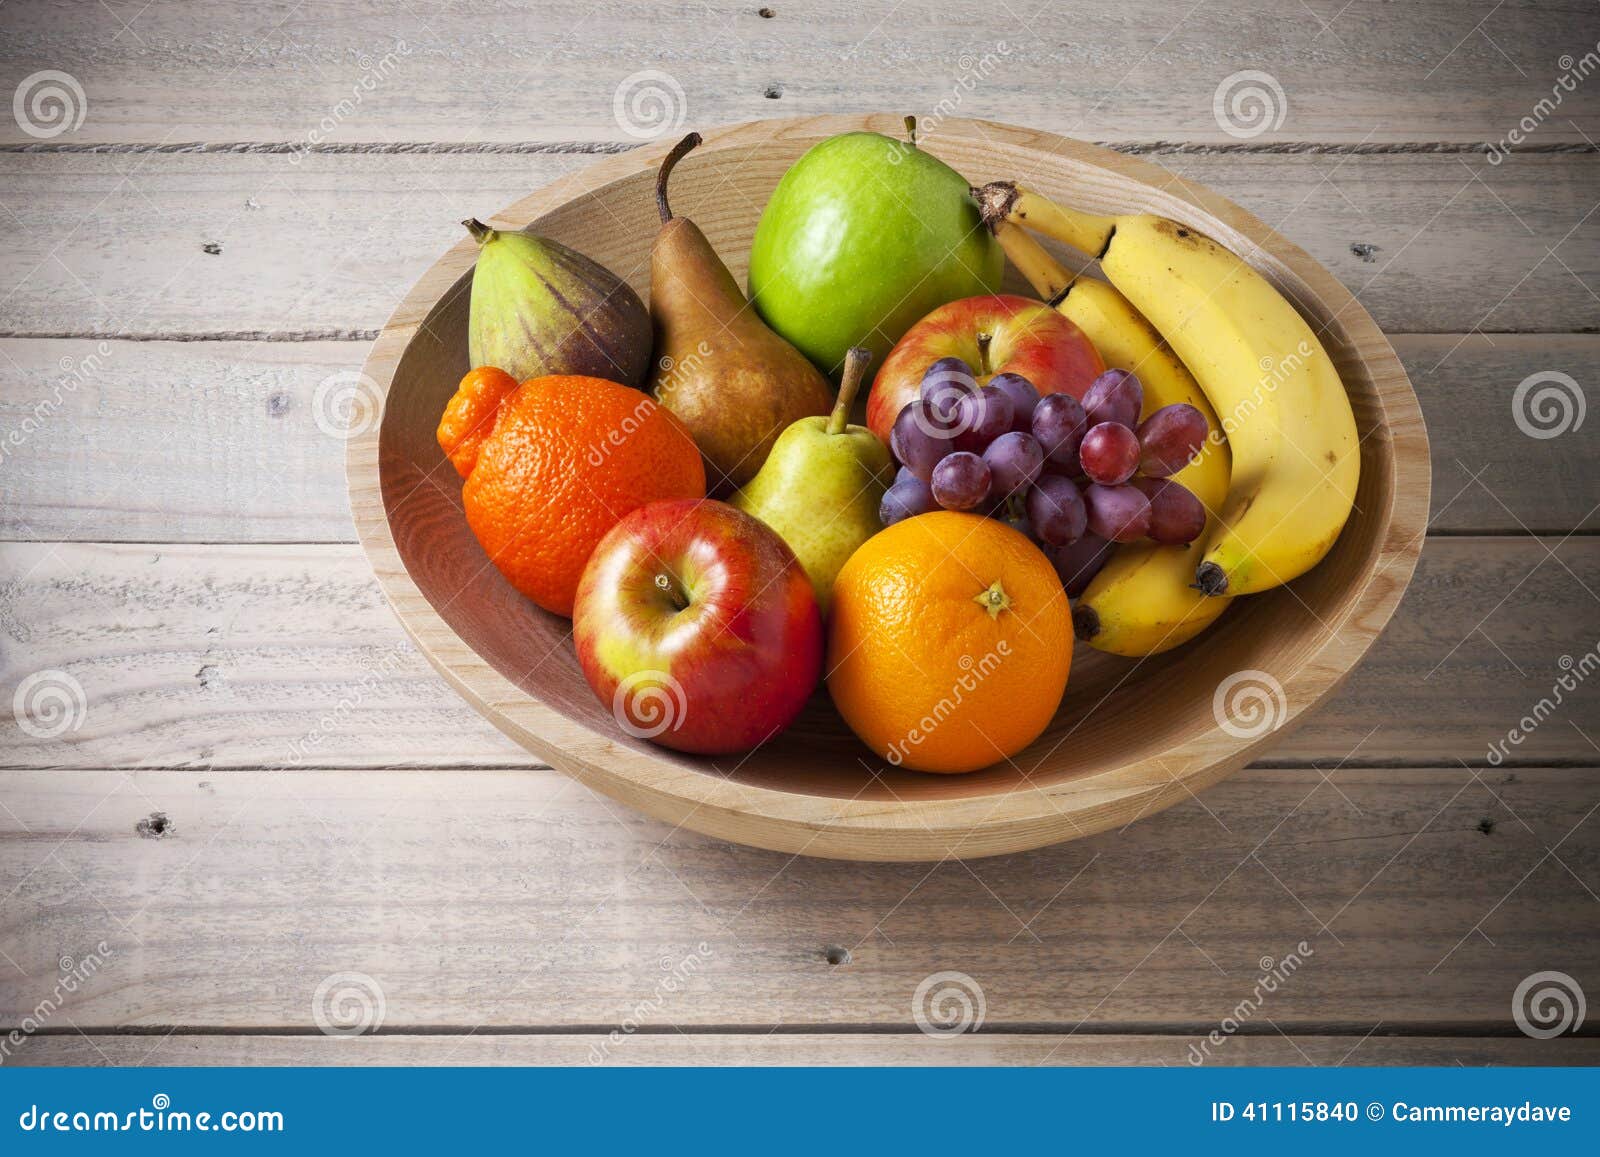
[376, 125, 1402, 806]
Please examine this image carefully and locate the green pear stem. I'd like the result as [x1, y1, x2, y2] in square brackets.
[656, 132, 702, 223]
[904, 115, 917, 148]
[462, 217, 496, 245]
[827, 347, 872, 435]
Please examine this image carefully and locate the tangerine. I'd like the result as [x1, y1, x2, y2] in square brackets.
[437, 365, 519, 477]
[827, 512, 1072, 773]
[442, 373, 705, 616]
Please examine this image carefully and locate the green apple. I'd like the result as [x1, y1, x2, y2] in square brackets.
[747, 131, 1003, 377]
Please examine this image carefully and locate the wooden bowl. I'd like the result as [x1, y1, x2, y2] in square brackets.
[348, 115, 1429, 861]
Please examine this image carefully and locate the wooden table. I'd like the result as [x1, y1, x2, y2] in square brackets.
[2, 0, 1597, 1067]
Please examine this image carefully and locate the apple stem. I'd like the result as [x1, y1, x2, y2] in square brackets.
[827, 347, 872, 436]
[976, 332, 993, 377]
[656, 132, 702, 224]
[462, 218, 496, 245]
[904, 115, 917, 148]
[653, 571, 689, 611]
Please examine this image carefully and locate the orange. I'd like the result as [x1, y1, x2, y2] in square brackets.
[437, 366, 519, 478]
[827, 512, 1072, 774]
[441, 373, 705, 617]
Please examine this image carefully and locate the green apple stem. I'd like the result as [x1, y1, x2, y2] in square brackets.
[827, 347, 872, 435]
[462, 218, 496, 245]
[656, 132, 702, 224]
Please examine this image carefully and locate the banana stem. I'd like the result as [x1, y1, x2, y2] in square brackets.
[656, 132, 702, 223]
[991, 219, 1075, 302]
[974, 181, 1118, 258]
[827, 347, 872, 435]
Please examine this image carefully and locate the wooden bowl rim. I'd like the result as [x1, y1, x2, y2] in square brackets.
[347, 114, 1430, 860]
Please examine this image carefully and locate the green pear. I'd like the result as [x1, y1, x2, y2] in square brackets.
[731, 348, 892, 614]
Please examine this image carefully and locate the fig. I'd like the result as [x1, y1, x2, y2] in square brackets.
[462, 218, 651, 389]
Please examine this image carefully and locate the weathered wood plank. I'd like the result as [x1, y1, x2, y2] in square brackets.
[0, 0, 1592, 146]
[0, 152, 1595, 337]
[13, 1033, 1600, 1067]
[3, 334, 1592, 542]
[0, 767, 1595, 1031]
[1, 539, 1594, 771]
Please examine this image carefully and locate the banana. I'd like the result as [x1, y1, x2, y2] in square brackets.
[979, 182, 1360, 598]
[990, 218, 1233, 655]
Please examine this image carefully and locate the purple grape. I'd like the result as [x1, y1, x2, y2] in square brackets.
[983, 430, 1044, 497]
[1135, 477, 1207, 545]
[891, 400, 954, 481]
[1084, 482, 1152, 543]
[1026, 474, 1088, 547]
[1136, 403, 1209, 477]
[1083, 369, 1143, 429]
[895, 464, 918, 487]
[953, 384, 1014, 451]
[1078, 421, 1141, 486]
[919, 357, 978, 423]
[988, 372, 1042, 429]
[930, 451, 992, 511]
[1030, 392, 1089, 467]
[880, 476, 939, 527]
[1046, 533, 1112, 597]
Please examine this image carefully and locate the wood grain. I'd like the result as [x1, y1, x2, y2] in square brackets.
[2, 334, 1592, 543]
[2, 152, 1594, 337]
[14, 1033, 1600, 1068]
[1, 0, 1592, 146]
[1, 766, 1594, 1030]
[1, 538, 1594, 772]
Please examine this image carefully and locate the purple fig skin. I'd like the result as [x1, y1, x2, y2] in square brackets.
[465, 220, 653, 389]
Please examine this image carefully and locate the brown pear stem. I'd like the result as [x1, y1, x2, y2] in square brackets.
[827, 347, 872, 435]
[462, 218, 496, 245]
[656, 132, 702, 223]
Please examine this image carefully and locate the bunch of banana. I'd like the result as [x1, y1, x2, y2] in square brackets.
[988, 218, 1233, 656]
[977, 181, 1360, 605]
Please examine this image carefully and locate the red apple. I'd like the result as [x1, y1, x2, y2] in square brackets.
[572, 498, 822, 756]
[865, 294, 1105, 445]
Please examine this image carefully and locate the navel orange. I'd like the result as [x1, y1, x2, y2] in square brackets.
[827, 512, 1073, 773]
[443, 373, 705, 617]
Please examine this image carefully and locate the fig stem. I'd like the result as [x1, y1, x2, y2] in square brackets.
[828, 347, 872, 435]
[462, 218, 496, 244]
[656, 132, 702, 224]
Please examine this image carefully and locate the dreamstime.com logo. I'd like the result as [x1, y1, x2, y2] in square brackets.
[12, 669, 88, 740]
[913, 970, 986, 1038]
[613, 69, 687, 140]
[1, 943, 116, 1064]
[588, 942, 715, 1064]
[1212, 669, 1288, 739]
[1512, 370, 1585, 440]
[1212, 70, 1287, 139]
[311, 971, 386, 1037]
[1188, 942, 1314, 1064]
[16, 1094, 284, 1134]
[1486, 643, 1598, 765]
[887, 43, 1012, 162]
[1513, 970, 1586, 1038]
[13, 70, 87, 139]
[312, 370, 383, 440]
[885, 643, 1011, 767]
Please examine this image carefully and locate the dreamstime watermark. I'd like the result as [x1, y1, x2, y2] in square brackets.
[905, 359, 981, 441]
[884, 642, 1011, 767]
[586, 342, 710, 467]
[588, 942, 715, 1063]
[1511, 370, 1585, 440]
[281, 642, 410, 766]
[1207, 341, 1315, 450]
[913, 970, 986, 1038]
[12, 669, 89, 740]
[1, 343, 115, 465]
[1187, 942, 1314, 1064]
[12, 70, 87, 139]
[311, 369, 383, 440]
[1486, 42, 1600, 164]
[311, 971, 386, 1037]
[1512, 970, 1585, 1038]
[0, 942, 116, 1064]
[612, 69, 688, 140]
[888, 44, 1012, 162]
[1212, 669, 1287, 740]
[1485, 643, 1598, 765]
[612, 669, 688, 741]
[288, 43, 412, 164]
[1212, 70, 1288, 139]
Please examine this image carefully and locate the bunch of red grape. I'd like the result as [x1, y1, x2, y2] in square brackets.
[880, 360, 1210, 595]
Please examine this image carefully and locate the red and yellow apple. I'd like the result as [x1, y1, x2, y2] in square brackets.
[865, 293, 1105, 444]
[572, 498, 822, 756]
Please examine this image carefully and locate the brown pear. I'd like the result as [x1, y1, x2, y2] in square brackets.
[648, 132, 835, 493]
